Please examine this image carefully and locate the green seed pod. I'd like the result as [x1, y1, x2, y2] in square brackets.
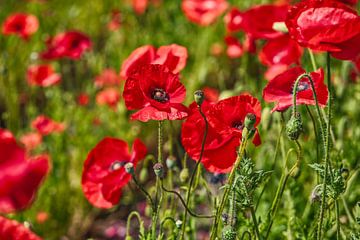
[244, 113, 256, 130]
[124, 162, 134, 175]
[180, 168, 189, 183]
[194, 90, 205, 106]
[153, 163, 164, 179]
[145, 205, 152, 217]
[222, 225, 237, 240]
[286, 112, 303, 140]
[139, 168, 148, 183]
[166, 155, 177, 169]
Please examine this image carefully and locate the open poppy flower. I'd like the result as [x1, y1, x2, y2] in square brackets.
[123, 64, 188, 122]
[2, 13, 39, 40]
[107, 10, 121, 31]
[41, 31, 92, 60]
[95, 69, 121, 88]
[0, 129, 50, 214]
[26, 64, 61, 87]
[224, 4, 288, 39]
[259, 34, 303, 67]
[263, 66, 328, 112]
[96, 87, 121, 109]
[120, 44, 188, 79]
[286, 0, 360, 60]
[182, 0, 229, 26]
[82, 137, 147, 208]
[0, 216, 42, 240]
[264, 64, 288, 81]
[224, 36, 244, 59]
[31, 115, 65, 136]
[182, 94, 261, 173]
[20, 132, 42, 151]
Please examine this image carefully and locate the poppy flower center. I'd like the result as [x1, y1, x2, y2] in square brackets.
[71, 39, 80, 49]
[109, 160, 126, 171]
[291, 81, 309, 93]
[232, 121, 244, 130]
[151, 88, 169, 103]
[13, 23, 23, 31]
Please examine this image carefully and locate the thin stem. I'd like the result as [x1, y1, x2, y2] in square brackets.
[132, 174, 155, 211]
[317, 52, 333, 240]
[241, 231, 252, 240]
[126, 211, 144, 238]
[180, 104, 209, 239]
[159, 216, 177, 238]
[250, 206, 262, 240]
[335, 200, 341, 240]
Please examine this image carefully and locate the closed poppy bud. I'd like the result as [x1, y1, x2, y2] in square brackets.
[180, 168, 189, 182]
[286, 112, 303, 140]
[222, 225, 237, 240]
[194, 90, 205, 106]
[125, 162, 135, 174]
[145, 205, 152, 217]
[244, 113, 256, 130]
[153, 163, 164, 178]
[139, 168, 148, 182]
[166, 155, 177, 169]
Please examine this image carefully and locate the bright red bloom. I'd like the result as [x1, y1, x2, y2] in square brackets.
[107, 10, 121, 31]
[203, 87, 219, 102]
[77, 93, 90, 106]
[264, 64, 288, 81]
[95, 69, 121, 88]
[182, 0, 229, 26]
[224, 36, 244, 59]
[82, 137, 147, 208]
[20, 132, 42, 151]
[26, 64, 61, 87]
[96, 88, 121, 109]
[224, 5, 288, 39]
[120, 44, 188, 79]
[41, 31, 92, 60]
[0, 129, 50, 214]
[0, 216, 42, 240]
[132, 0, 148, 14]
[259, 34, 303, 67]
[263, 67, 328, 112]
[2, 13, 39, 40]
[182, 94, 261, 173]
[286, 0, 360, 60]
[123, 64, 188, 122]
[31, 115, 65, 136]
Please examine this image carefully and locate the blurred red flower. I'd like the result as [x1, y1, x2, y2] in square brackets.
[95, 68, 121, 88]
[31, 115, 65, 135]
[182, 0, 229, 26]
[96, 88, 120, 109]
[20, 132, 42, 151]
[0, 129, 50, 214]
[36, 211, 49, 224]
[182, 94, 261, 173]
[203, 87, 219, 102]
[123, 64, 188, 122]
[26, 64, 61, 87]
[259, 34, 303, 67]
[132, 0, 148, 14]
[224, 36, 244, 59]
[41, 31, 92, 60]
[120, 44, 188, 79]
[263, 67, 328, 112]
[2, 13, 39, 40]
[0, 216, 42, 240]
[264, 64, 288, 81]
[224, 4, 288, 39]
[107, 10, 121, 31]
[77, 93, 90, 106]
[286, 0, 360, 60]
[82, 137, 147, 208]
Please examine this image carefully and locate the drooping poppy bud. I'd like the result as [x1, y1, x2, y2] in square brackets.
[286, 112, 303, 140]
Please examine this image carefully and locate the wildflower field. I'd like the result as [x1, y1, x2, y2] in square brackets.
[1, 0, 360, 239]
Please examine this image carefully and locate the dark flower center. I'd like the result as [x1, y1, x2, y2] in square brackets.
[109, 160, 127, 171]
[151, 88, 169, 103]
[291, 81, 309, 94]
[232, 121, 244, 130]
[14, 23, 23, 31]
[71, 39, 80, 49]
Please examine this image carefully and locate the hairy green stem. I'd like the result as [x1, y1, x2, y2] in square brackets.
[335, 200, 341, 240]
[126, 211, 144, 238]
[250, 206, 262, 240]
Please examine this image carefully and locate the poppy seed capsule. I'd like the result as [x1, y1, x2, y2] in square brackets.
[124, 162, 134, 174]
[286, 112, 303, 140]
[244, 113, 256, 130]
[166, 155, 177, 169]
[194, 90, 205, 105]
[222, 225, 237, 240]
[153, 163, 164, 178]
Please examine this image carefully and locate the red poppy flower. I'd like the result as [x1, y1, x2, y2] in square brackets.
[182, 94, 261, 173]
[31, 115, 65, 136]
[26, 64, 61, 87]
[41, 31, 92, 60]
[107, 10, 121, 31]
[286, 0, 360, 60]
[2, 13, 39, 40]
[20, 132, 42, 151]
[264, 64, 288, 81]
[82, 137, 147, 208]
[123, 64, 188, 122]
[203, 87, 219, 102]
[263, 66, 328, 112]
[96, 88, 121, 109]
[120, 44, 188, 79]
[224, 5, 288, 39]
[0, 216, 42, 240]
[182, 0, 229, 26]
[132, 0, 148, 14]
[224, 36, 244, 59]
[0, 129, 50, 214]
[259, 34, 303, 67]
[95, 69, 121, 88]
[339, 0, 358, 5]
[77, 93, 90, 106]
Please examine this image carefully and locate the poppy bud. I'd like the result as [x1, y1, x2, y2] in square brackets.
[222, 225, 237, 240]
[153, 163, 164, 179]
[194, 90, 205, 106]
[125, 162, 134, 175]
[310, 185, 321, 204]
[176, 220, 183, 229]
[341, 168, 349, 180]
[180, 168, 189, 182]
[139, 168, 148, 182]
[166, 155, 177, 169]
[145, 205, 152, 217]
[286, 112, 303, 140]
[244, 113, 256, 130]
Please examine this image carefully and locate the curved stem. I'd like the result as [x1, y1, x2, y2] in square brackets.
[126, 211, 144, 238]
[241, 231, 252, 240]
[180, 104, 209, 239]
[132, 174, 155, 211]
[159, 216, 177, 238]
